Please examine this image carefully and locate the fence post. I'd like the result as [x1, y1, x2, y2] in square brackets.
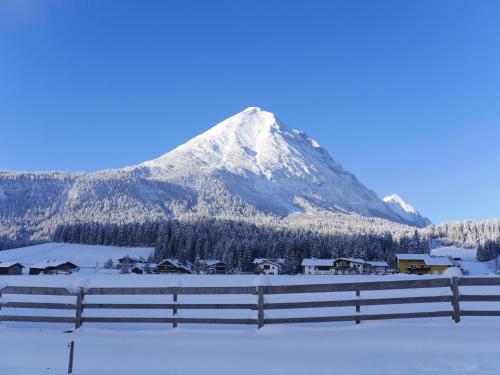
[172, 289, 178, 328]
[451, 277, 461, 323]
[67, 340, 75, 374]
[257, 286, 264, 328]
[74, 288, 84, 330]
[355, 290, 361, 324]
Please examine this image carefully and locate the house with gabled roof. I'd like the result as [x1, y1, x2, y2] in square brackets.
[253, 258, 285, 275]
[301, 258, 335, 275]
[364, 261, 389, 274]
[395, 254, 453, 274]
[0, 262, 24, 275]
[195, 259, 226, 274]
[154, 259, 192, 274]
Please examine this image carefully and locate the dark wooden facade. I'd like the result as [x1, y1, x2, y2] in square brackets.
[0, 263, 24, 275]
[154, 260, 191, 274]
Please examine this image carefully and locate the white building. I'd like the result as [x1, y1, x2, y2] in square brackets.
[364, 261, 389, 274]
[301, 258, 335, 275]
[253, 258, 284, 275]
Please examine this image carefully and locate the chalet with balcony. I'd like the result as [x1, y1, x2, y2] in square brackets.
[153, 259, 192, 274]
[301, 258, 335, 275]
[395, 254, 453, 275]
[253, 258, 284, 275]
[195, 259, 226, 274]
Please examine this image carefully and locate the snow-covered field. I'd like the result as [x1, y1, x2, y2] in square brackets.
[0, 243, 153, 269]
[1, 242, 499, 375]
[2, 321, 500, 374]
[431, 245, 477, 260]
[430, 246, 496, 275]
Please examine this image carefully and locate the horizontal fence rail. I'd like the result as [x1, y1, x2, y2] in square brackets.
[0, 277, 500, 329]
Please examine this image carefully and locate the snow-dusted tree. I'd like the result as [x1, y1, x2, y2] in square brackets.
[103, 258, 114, 269]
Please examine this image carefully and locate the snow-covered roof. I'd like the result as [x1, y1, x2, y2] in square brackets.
[0, 261, 24, 268]
[395, 254, 453, 266]
[198, 259, 224, 267]
[253, 258, 285, 266]
[365, 261, 389, 267]
[301, 258, 335, 267]
[336, 257, 366, 264]
[158, 258, 193, 271]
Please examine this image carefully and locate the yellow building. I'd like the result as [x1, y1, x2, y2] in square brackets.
[395, 254, 453, 275]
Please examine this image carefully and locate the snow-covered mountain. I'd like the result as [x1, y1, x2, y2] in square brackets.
[383, 194, 432, 228]
[0, 107, 430, 242]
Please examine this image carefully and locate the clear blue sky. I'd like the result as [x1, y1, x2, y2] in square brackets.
[1, 1, 499, 224]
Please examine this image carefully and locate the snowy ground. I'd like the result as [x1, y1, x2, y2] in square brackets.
[431, 245, 477, 260]
[1, 274, 500, 374]
[0, 243, 154, 270]
[2, 320, 500, 375]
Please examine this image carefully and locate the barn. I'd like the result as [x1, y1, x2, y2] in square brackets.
[0, 262, 24, 275]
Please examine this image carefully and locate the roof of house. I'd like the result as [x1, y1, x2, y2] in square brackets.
[335, 257, 366, 264]
[0, 262, 24, 268]
[29, 261, 79, 269]
[301, 258, 335, 266]
[118, 256, 141, 262]
[365, 261, 389, 267]
[198, 259, 224, 267]
[157, 258, 192, 272]
[395, 254, 453, 266]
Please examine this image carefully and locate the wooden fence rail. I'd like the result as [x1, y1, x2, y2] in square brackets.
[1, 277, 500, 329]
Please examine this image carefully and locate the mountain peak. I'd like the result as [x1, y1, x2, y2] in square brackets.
[383, 194, 432, 227]
[383, 194, 417, 214]
[243, 106, 263, 112]
[137, 108, 409, 224]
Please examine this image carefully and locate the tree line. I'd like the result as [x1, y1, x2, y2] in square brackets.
[52, 218, 430, 273]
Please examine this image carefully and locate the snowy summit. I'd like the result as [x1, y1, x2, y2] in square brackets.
[137, 107, 416, 223]
[383, 194, 431, 227]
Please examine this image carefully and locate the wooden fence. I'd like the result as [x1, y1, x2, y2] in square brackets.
[1, 277, 500, 329]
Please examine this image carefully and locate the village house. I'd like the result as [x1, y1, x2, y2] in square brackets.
[395, 254, 453, 275]
[153, 259, 192, 274]
[253, 258, 284, 275]
[29, 261, 79, 275]
[0, 262, 24, 275]
[301, 258, 335, 275]
[131, 266, 144, 274]
[117, 256, 144, 266]
[195, 259, 226, 274]
[129, 262, 155, 275]
[333, 258, 366, 274]
[301, 258, 389, 275]
[364, 261, 390, 274]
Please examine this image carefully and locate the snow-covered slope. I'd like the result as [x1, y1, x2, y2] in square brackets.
[0, 107, 427, 243]
[383, 194, 431, 227]
[0, 242, 153, 268]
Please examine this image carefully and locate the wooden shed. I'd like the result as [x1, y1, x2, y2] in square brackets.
[0, 262, 24, 275]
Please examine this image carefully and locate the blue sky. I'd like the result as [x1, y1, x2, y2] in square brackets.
[0, 0, 499, 224]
